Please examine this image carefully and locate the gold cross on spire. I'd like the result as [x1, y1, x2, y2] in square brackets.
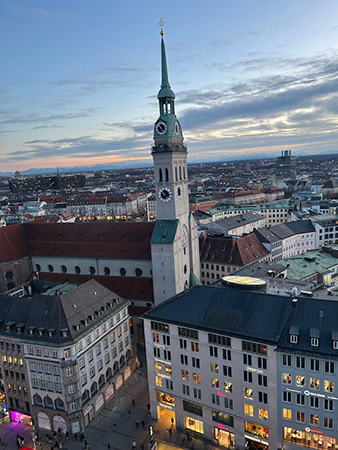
[158, 18, 165, 36]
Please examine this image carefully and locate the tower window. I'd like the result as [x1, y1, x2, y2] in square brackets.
[159, 169, 163, 182]
[179, 166, 182, 180]
[167, 103, 171, 114]
[165, 168, 169, 182]
[175, 167, 178, 181]
[163, 104, 166, 114]
[183, 167, 186, 179]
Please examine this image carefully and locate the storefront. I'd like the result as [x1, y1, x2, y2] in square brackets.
[185, 416, 204, 435]
[283, 427, 337, 449]
[10, 411, 32, 426]
[214, 426, 235, 448]
[245, 421, 269, 450]
[84, 404, 94, 427]
[156, 391, 175, 422]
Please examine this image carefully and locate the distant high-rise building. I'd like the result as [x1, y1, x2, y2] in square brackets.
[276, 150, 297, 179]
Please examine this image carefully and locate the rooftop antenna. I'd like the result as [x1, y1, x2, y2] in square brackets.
[158, 17, 165, 36]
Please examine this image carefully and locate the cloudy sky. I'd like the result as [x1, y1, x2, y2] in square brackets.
[1, 0, 338, 173]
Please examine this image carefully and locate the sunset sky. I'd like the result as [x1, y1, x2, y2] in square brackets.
[1, 0, 338, 173]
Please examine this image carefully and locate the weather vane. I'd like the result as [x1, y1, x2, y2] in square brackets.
[158, 18, 165, 36]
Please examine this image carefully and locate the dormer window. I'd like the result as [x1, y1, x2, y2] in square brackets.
[73, 324, 80, 331]
[61, 329, 68, 338]
[38, 328, 45, 336]
[311, 338, 319, 347]
[81, 319, 88, 326]
[48, 329, 55, 338]
[28, 327, 35, 335]
[333, 341, 338, 350]
[89, 314, 95, 321]
[290, 335, 298, 344]
[289, 326, 299, 344]
[310, 328, 320, 347]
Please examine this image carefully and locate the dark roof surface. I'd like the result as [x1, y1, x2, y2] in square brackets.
[144, 285, 293, 344]
[0, 224, 28, 262]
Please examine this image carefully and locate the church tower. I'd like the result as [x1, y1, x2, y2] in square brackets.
[151, 27, 200, 306]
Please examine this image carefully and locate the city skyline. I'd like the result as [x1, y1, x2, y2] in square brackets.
[1, 0, 338, 173]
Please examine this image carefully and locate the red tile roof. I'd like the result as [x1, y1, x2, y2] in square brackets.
[35, 273, 154, 301]
[23, 222, 155, 259]
[0, 224, 27, 262]
[199, 233, 269, 266]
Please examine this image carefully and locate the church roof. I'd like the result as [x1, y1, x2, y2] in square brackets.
[23, 221, 155, 260]
[0, 224, 27, 262]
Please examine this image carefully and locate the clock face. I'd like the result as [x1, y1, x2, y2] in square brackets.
[155, 120, 168, 136]
[158, 187, 173, 202]
[174, 121, 180, 135]
[177, 185, 183, 198]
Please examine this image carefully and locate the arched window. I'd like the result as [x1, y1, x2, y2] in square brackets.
[81, 390, 90, 405]
[90, 382, 98, 396]
[179, 166, 182, 180]
[184, 265, 187, 274]
[75, 266, 81, 274]
[135, 268, 142, 277]
[165, 168, 169, 182]
[167, 103, 171, 114]
[55, 398, 65, 411]
[5, 271, 13, 280]
[113, 362, 119, 375]
[175, 167, 178, 181]
[106, 368, 112, 380]
[89, 266, 96, 275]
[48, 264, 54, 273]
[119, 355, 125, 368]
[159, 168, 163, 182]
[183, 167, 186, 179]
[44, 396, 54, 409]
[61, 265, 67, 273]
[104, 267, 110, 276]
[98, 374, 105, 389]
[126, 349, 131, 361]
[163, 104, 166, 114]
[120, 268, 126, 276]
[36, 264, 41, 272]
[34, 394, 43, 406]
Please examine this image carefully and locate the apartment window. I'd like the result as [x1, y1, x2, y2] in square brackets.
[163, 335, 170, 346]
[310, 414, 319, 426]
[282, 373, 292, 384]
[324, 399, 334, 411]
[152, 333, 159, 343]
[283, 391, 292, 403]
[66, 367, 73, 377]
[191, 342, 199, 352]
[310, 378, 320, 390]
[163, 350, 171, 361]
[192, 358, 200, 369]
[155, 376, 163, 387]
[223, 365, 232, 377]
[224, 381, 232, 393]
[180, 354, 188, 365]
[310, 397, 319, 408]
[324, 361, 335, 374]
[324, 380, 334, 392]
[54, 366, 60, 376]
[211, 378, 219, 389]
[212, 393, 220, 405]
[181, 370, 189, 381]
[310, 358, 320, 371]
[258, 357, 267, 370]
[68, 385, 75, 394]
[38, 364, 43, 373]
[224, 397, 233, 410]
[193, 373, 201, 384]
[258, 392, 268, 404]
[70, 401, 77, 412]
[296, 393, 305, 405]
[244, 371, 253, 383]
[282, 354, 292, 367]
[283, 408, 292, 420]
[155, 362, 162, 372]
[210, 363, 218, 374]
[210, 346, 218, 358]
[223, 349, 232, 360]
[243, 354, 252, 366]
[296, 411, 305, 423]
[259, 408, 268, 421]
[165, 365, 172, 375]
[296, 356, 305, 369]
[182, 384, 190, 395]
[55, 383, 62, 393]
[244, 404, 254, 417]
[193, 388, 201, 399]
[296, 375, 306, 387]
[244, 388, 253, 399]
[324, 417, 333, 429]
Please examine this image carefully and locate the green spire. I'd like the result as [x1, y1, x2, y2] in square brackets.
[158, 34, 175, 100]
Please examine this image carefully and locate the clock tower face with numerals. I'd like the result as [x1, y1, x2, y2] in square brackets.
[150, 29, 200, 306]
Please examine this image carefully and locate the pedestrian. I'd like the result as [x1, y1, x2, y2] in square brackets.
[171, 417, 174, 426]
[128, 409, 131, 418]
[166, 429, 169, 439]
[142, 420, 145, 429]
[169, 427, 172, 437]
[81, 433, 85, 443]
[59, 442, 63, 449]
[87, 445, 91, 450]
[132, 441, 136, 449]
[66, 431, 69, 440]
[85, 440, 88, 448]
[132, 398, 135, 407]
[107, 444, 111, 450]
[136, 420, 139, 428]
[74, 433, 78, 441]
